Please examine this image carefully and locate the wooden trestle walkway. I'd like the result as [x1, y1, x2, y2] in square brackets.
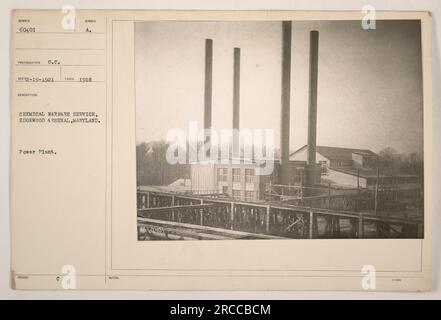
[137, 190, 423, 240]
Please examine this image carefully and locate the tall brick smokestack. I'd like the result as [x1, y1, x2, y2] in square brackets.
[280, 21, 292, 185]
[233, 47, 240, 132]
[232, 47, 240, 158]
[204, 39, 213, 156]
[306, 30, 319, 187]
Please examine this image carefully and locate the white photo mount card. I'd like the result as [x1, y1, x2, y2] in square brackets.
[10, 10, 432, 291]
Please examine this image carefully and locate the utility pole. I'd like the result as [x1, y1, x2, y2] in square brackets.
[374, 168, 379, 214]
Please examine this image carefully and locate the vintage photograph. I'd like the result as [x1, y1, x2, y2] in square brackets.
[135, 20, 424, 241]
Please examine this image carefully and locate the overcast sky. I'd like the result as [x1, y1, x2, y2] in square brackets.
[135, 20, 423, 154]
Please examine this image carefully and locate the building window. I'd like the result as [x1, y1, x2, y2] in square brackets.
[232, 189, 241, 200]
[245, 190, 255, 201]
[217, 168, 227, 182]
[333, 160, 349, 168]
[222, 186, 228, 194]
[232, 168, 241, 183]
[245, 168, 254, 183]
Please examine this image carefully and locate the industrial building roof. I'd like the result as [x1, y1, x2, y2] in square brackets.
[329, 167, 420, 181]
[290, 145, 378, 161]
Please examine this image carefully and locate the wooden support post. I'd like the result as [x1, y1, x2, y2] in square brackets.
[332, 217, 336, 236]
[309, 211, 314, 239]
[358, 213, 364, 238]
[313, 214, 319, 237]
[327, 182, 331, 210]
[330, 217, 335, 236]
[269, 181, 272, 202]
[356, 169, 360, 211]
[147, 192, 150, 208]
[140, 195, 145, 209]
[265, 205, 271, 233]
[374, 168, 379, 214]
[325, 216, 331, 236]
[200, 209, 204, 226]
[253, 208, 257, 233]
[350, 218, 357, 237]
[230, 202, 234, 230]
[357, 169, 360, 191]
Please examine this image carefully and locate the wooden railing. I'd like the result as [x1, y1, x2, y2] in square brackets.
[137, 190, 423, 239]
[267, 183, 423, 213]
